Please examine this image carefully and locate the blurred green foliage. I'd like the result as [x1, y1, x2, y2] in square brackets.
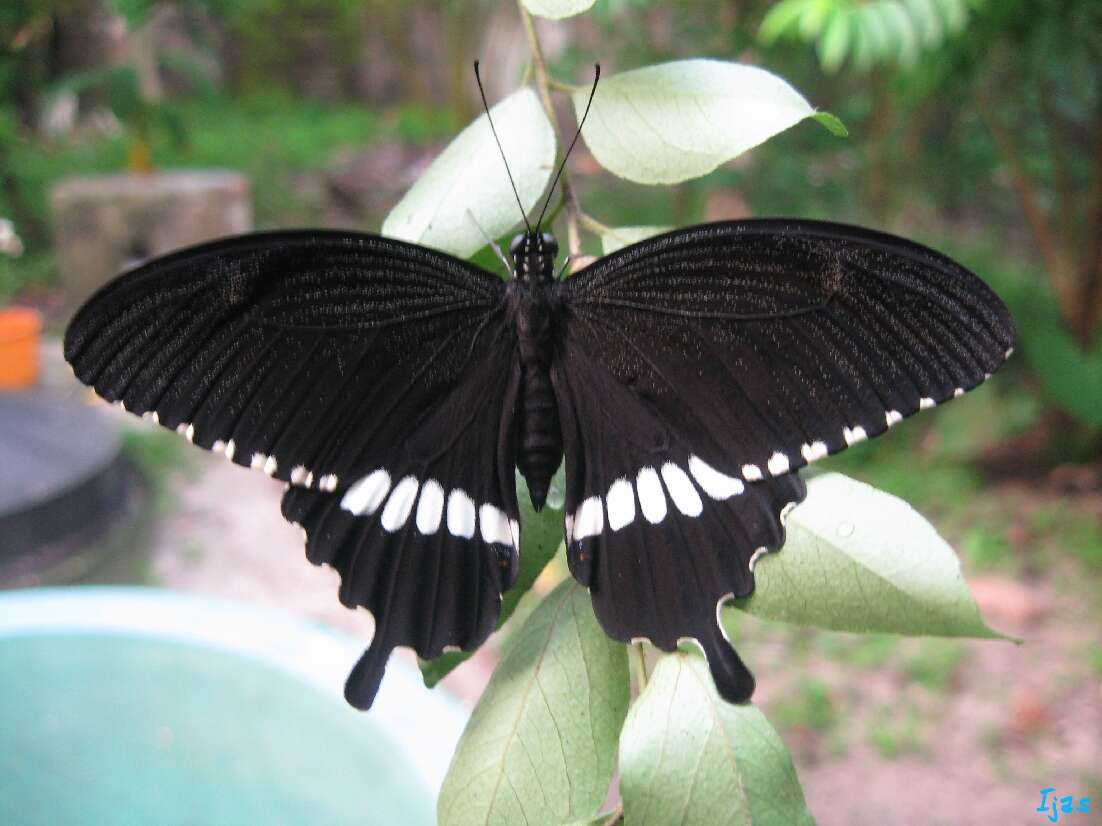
[760, 0, 979, 73]
[771, 678, 838, 733]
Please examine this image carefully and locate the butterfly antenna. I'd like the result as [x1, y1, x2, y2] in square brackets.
[535, 63, 600, 232]
[474, 60, 532, 235]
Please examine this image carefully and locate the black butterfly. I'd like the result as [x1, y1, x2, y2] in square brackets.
[63, 70, 1015, 710]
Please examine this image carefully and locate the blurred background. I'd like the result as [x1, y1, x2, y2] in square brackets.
[0, 1, 1099, 824]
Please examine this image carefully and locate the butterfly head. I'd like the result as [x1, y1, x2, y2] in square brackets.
[509, 232, 559, 283]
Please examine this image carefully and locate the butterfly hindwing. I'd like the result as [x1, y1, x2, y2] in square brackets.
[553, 323, 806, 702]
[65, 230, 521, 708]
[282, 351, 523, 708]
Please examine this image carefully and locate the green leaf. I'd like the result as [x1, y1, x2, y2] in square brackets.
[731, 473, 1005, 639]
[1018, 313, 1102, 428]
[573, 59, 820, 185]
[798, 0, 836, 39]
[878, 0, 921, 67]
[817, 8, 853, 73]
[619, 653, 815, 826]
[758, 0, 815, 44]
[438, 580, 629, 826]
[420, 469, 565, 687]
[850, 9, 876, 69]
[600, 225, 674, 255]
[933, 0, 968, 33]
[383, 87, 555, 258]
[811, 111, 849, 136]
[857, 3, 893, 64]
[904, 0, 944, 47]
[521, 0, 596, 20]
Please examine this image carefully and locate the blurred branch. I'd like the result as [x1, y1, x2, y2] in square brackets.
[1039, 94, 1075, 250]
[518, 1, 581, 257]
[630, 642, 648, 690]
[976, 91, 1077, 330]
[1081, 104, 1102, 345]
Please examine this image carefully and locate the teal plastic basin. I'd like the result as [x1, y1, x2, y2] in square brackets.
[0, 587, 467, 826]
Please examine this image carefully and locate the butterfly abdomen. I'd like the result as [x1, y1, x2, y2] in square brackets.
[511, 285, 563, 511]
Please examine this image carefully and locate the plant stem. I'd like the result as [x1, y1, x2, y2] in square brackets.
[517, 0, 583, 258]
[578, 211, 615, 238]
[630, 642, 648, 691]
[601, 805, 625, 825]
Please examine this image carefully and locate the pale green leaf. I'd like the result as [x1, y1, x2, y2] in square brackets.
[857, 3, 893, 63]
[383, 87, 555, 258]
[731, 473, 1004, 639]
[574, 59, 819, 184]
[420, 469, 565, 687]
[879, 0, 921, 67]
[934, 0, 968, 33]
[521, 0, 596, 20]
[438, 580, 629, 826]
[758, 0, 816, 44]
[904, 0, 944, 47]
[799, 0, 836, 39]
[850, 8, 877, 69]
[600, 225, 674, 255]
[620, 653, 815, 826]
[817, 8, 853, 73]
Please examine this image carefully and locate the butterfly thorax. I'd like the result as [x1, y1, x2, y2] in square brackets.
[507, 232, 563, 511]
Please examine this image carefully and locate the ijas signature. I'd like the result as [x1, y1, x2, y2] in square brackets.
[1036, 788, 1091, 823]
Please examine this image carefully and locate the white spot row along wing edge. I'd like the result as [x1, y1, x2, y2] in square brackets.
[339, 469, 519, 549]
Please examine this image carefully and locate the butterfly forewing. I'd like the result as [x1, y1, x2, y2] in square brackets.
[64, 230, 520, 708]
[559, 219, 1014, 483]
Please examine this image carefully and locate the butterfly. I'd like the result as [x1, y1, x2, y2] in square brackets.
[63, 67, 1015, 710]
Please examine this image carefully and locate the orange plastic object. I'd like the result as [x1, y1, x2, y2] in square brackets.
[0, 306, 42, 388]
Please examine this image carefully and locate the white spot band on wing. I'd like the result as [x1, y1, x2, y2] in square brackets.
[341, 469, 391, 516]
[661, 463, 702, 517]
[447, 489, 476, 539]
[573, 496, 604, 540]
[605, 478, 635, 531]
[416, 479, 445, 534]
[479, 504, 513, 545]
[688, 455, 743, 500]
[635, 467, 667, 524]
[381, 475, 419, 532]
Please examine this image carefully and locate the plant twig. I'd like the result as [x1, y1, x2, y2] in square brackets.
[518, 0, 583, 257]
[1079, 100, 1102, 346]
[548, 77, 578, 93]
[578, 211, 615, 238]
[976, 91, 1076, 329]
[629, 642, 648, 691]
